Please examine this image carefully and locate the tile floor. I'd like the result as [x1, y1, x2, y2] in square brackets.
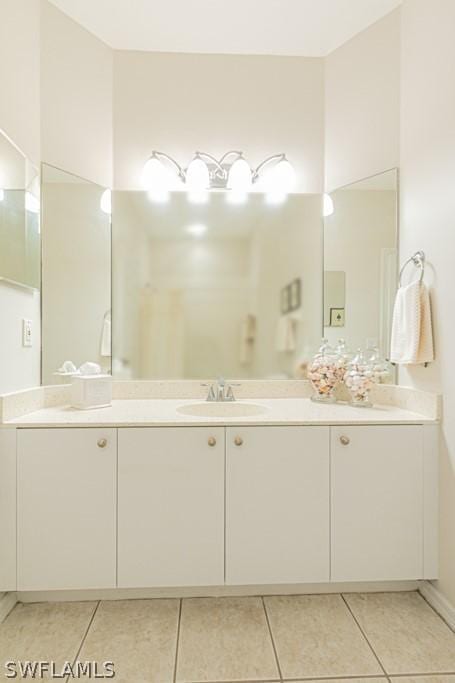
[0, 591, 455, 682]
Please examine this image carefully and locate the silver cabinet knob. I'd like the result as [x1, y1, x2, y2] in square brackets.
[97, 438, 108, 449]
[234, 436, 243, 447]
[208, 437, 217, 447]
[340, 435, 350, 446]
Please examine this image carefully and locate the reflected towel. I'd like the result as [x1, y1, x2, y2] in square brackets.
[390, 281, 434, 364]
[100, 315, 111, 357]
[276, 315, 296, 353]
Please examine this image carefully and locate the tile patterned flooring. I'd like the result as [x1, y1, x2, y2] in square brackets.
[0, 591, 455, 681]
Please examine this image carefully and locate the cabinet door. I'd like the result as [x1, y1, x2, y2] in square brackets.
[118, 427, 224, 587]
[17, 428, 117, 591]
[226, 426, 330, 585]
[331, 425, 423, 581]
[0, 429, 16, 591]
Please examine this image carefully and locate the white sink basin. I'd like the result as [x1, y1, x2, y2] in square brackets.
[177, 401, 268, 418]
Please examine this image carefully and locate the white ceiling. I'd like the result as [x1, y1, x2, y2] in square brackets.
[48, 0, 401, 57]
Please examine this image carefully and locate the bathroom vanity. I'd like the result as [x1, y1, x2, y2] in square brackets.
[0, 388, 439, 597]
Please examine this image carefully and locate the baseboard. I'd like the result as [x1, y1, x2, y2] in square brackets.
[16, 580, 419, 603]
[0, 592, 17, 622]
[419, 580, 455, 631]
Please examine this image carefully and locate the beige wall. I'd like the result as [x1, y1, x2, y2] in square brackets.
[113, 51, 324, 193]
[40, 0, 113, 187]
[325, 9, 400, 192]
[399, 0, 455, 606]
[0, 0, 41, 394]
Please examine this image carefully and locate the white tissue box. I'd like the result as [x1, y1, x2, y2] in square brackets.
[70, 374, 112, 410]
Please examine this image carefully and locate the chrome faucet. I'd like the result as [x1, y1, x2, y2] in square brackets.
[202, 377, 240, 402]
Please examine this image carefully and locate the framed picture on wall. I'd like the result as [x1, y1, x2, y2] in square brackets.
[330, 307, 345, 327]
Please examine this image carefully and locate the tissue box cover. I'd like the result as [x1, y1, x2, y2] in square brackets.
[70, 374, 112, 409]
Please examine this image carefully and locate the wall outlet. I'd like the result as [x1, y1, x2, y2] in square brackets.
[22, 319, 33, 347]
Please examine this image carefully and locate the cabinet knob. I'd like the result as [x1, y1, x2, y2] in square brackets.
[97, 438, 108, 449]
[208, 437, 217, 447]
[234, 436, 243, 447]
[340, 435, 350, 446]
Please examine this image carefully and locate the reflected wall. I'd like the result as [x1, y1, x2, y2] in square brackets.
[112, 192, 323, 380]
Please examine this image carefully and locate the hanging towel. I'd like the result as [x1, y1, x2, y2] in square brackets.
[239, 314, 256, 365]
[275, 315, 297, 353]
[100, 312, 111, 357]
[390, 281, 434, 364]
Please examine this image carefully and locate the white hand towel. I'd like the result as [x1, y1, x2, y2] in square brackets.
[276, 316, 296, 353]
[390, 281, 434, 364]
[100, 316, 111, 357]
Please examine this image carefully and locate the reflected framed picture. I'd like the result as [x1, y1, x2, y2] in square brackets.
[330, 307, 345, 327]
[289, 278, 301, 311]
[281, 287, 290, 314]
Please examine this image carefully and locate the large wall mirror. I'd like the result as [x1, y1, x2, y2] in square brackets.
[112, 192, 322, 379]
[0, 130, 40, 291]
[40, 168, 398, 384]
[323, 168, 398, 361]
[41, 164, 111, 384]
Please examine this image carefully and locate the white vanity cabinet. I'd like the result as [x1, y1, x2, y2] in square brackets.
[331, 425, 431, 581]
[226, 426, 330, 584]
[118, 427, 225, 587]
[0, 430, 16, 591]
[17, 428, 117, 591]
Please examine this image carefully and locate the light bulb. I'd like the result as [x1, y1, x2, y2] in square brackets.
[186, 156, 210, 192]
[186, 223, 207, 237]
[25, 192, 39, 214]
[227, 157, 252, 192]
[323, 193, 334, 217]
[226, 190, 248, 205]
[187, 190, 209, 205]
[148, 188, 170, 203]
[100, 188, 112, 214]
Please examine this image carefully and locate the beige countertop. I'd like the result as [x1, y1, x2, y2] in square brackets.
[4, 398, 436, 428]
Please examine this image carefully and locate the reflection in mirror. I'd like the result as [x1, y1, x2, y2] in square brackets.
[41, 164, 111, 384]
[323, 169, 398, 361]
[112, 192, 322, 379]
[0, 130, 40, 289]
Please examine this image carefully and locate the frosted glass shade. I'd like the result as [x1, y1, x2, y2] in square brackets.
[186, 157, 210, 191]
[0, 189, 4, 201]
[100, 189, 112, 215]
[142, 156, 170, 190]
[323, 193, 334, 217]
[227, 158, 252, 192]
[272, 159, 296, 193]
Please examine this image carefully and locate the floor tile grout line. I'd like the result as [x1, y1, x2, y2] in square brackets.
[341, 593, 389, 678]
[65, 600, 101, 683]
[262, 596, 284, 682]
[173, 598, 183, 683]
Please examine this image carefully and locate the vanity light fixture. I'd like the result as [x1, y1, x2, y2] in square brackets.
[323, 193, 334, 217]
[142, 150, 296, 198]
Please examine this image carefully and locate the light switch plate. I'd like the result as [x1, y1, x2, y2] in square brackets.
[22, 319, 33, 347]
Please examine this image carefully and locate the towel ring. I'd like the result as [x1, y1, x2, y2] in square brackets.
[399, 251, 425, 286]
